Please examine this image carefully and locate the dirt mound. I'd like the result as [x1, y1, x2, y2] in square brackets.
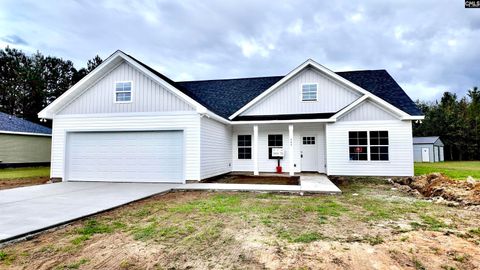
[393, 173, 480, 205]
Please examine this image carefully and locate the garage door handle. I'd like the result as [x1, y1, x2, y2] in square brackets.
[301, 154, 303, 158]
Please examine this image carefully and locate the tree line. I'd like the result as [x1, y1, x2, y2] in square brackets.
[0, 47, 478, 161]
[413, 89, 480, 161]
[0, 47, 102, 125]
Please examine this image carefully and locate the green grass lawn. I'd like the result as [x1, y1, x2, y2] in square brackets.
[0, 167, 50, 180]
[414, 161, 480, 180]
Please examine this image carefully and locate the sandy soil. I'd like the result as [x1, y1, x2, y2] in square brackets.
[5, 228, 479, 270]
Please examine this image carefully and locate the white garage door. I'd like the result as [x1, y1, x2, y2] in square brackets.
[66, 131, 183, 183]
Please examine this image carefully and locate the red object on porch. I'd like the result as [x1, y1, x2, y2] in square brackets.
[276, 166, 282, 173]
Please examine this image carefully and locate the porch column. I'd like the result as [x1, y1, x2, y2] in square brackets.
[253, 125, 259, 175]
[289, 124, 294, 176]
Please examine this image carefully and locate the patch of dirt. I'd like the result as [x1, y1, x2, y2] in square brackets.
[231, 230, 480, 270]
[0, 176, 49, 190]
[202, 174, 300, 185]
[393, 173, 480, 206]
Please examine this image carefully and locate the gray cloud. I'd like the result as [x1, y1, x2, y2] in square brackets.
[0, 0, 478, 101]
[1, 34, 28, 45]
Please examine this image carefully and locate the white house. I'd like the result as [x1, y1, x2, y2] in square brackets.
[38, 50, 424, 183]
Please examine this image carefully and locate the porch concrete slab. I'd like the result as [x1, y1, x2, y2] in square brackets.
[176, 174, 341, 194]
[0, 182, 178, 242]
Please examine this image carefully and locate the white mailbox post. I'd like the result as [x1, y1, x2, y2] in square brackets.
[272, 148, 284, 158]
[272, 148, 284, 173]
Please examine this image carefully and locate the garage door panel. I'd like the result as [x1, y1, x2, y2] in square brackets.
[66, 131, 183, 183]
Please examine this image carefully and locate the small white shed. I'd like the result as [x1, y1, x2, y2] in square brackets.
[413, 136, 444, 162]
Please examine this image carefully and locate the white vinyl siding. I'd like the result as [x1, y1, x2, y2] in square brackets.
[326, 120, 413, 176]
[200, 117, 232, 179]
[50, 113, 201, 181]
[66, 131, 183, 182]
[58, 61, 194, 115]
[338, 100, 399, 122]
[241, 68, 361, 116]
[232, 123, 326, 173]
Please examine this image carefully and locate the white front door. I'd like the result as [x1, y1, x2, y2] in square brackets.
[421, 147, 430, 162]
[300, 135, 318, 171]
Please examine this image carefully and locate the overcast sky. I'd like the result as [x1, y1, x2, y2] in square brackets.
[1, 0, 479, 101]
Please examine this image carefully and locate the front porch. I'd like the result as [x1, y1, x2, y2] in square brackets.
[178, 173, 341, 194]
[232, 123, 327, 176]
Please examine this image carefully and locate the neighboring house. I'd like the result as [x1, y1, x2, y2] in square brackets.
[38, 50, 424, 183]
[0, 112, 52, 168]
[413, 136, 444, 162]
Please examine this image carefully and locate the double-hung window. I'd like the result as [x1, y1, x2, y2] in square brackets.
[115, 81, 132, 102]
[268, 134, 283, 159]
[348, 131, 368, 160]
[369, 131, 389, 161]
[348, 131, 389, 161]
[302, 84, 317, 101]
[237, 135, 252, 159]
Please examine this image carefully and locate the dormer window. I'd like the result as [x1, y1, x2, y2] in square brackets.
[302, 84, 317, 101]
[115, 81, 132, 103]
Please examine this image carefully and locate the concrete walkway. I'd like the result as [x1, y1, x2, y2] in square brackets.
[0, 182, 177, 242]
[0, 174, 339, 243]
[300, 173, 341, 193]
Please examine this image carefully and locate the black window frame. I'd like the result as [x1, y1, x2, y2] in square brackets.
[348, 130, 389, 161]
[369, 131, 389, 161]
[237, 135, 252, 160]
[348, 131, 368, 161]
[302, 136, 316, 145]
[268, 134, 283, 159]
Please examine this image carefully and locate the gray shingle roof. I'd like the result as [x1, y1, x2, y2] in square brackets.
[177, 76, 283, 118]
[177, 70, 421, 119]
[413, 136, 440, 144]
[0, 112, 51, 135]
[336, 70, 422, 116]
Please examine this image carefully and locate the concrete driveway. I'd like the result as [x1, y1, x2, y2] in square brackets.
[0, 182, 178, 242]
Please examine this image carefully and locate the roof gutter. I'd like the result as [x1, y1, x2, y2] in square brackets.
[230, 118, 336, 125]
[0, 131, 52, 137]
[199, 109, 231, 125]
[401, 115, 425, 120]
